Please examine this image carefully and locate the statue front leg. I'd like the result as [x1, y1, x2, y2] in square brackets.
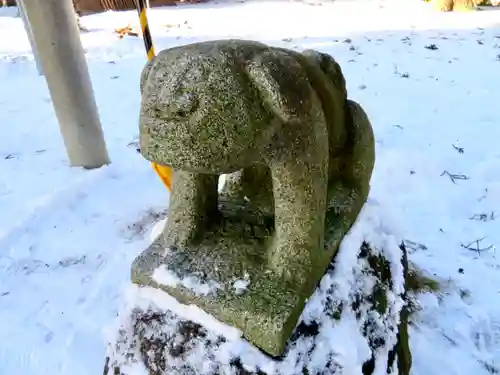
[163, 170, 219, 248]
[268, 140, 329, 287]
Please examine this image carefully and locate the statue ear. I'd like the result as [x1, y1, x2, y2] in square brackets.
[246, 51, 312, 123]
[140, 59, 155, 96]
[302, 49, 347, 100]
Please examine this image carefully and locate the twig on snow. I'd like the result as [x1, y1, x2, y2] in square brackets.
[403, 239, 428, 253]
[469, 212, 495, 222]
[460, 237, 494, 255]
[441, 170, 469, 184]
[452, 144, 464, 153]
[478, 188, 488, 202]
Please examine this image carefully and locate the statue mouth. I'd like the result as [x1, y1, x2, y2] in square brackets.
[139, 134, 211, 172]
[139, 132, 247, 175]
[138, 134, 167, 164]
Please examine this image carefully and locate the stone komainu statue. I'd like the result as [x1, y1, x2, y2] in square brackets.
[135, 39, 375, 356]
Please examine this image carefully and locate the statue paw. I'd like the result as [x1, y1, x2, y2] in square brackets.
[268, 241, 313, 286]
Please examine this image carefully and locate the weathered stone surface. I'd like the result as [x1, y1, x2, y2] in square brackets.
[106, 235, 412, 375]
[135, 39, 375, 356]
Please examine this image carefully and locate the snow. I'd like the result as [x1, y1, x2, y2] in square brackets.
[105, 203, 406, 375]
[152, 265, 223, 296]
[0, 0, 499, 374]
[113, 283, 242, 341]
[232, 273, 251, 295]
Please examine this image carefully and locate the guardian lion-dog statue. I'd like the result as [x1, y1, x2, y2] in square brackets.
[132, 39, 375, 356]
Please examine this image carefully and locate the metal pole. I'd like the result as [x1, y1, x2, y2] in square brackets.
[134, 0, 173, 191]
[21, 0, 110, 169]
[17, 0, 43, 75]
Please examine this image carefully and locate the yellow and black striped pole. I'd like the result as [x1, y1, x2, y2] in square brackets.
[134, 0, 173, 191]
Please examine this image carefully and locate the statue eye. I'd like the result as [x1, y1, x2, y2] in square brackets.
[173, 91, 199, 117]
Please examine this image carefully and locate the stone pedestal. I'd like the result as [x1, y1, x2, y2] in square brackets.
[130, 197, 355, 357]
[104, 208, 412, 375]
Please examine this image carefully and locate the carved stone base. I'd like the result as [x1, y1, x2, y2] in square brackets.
[131, 198, 350, 356]
[106, 208, 412, 375]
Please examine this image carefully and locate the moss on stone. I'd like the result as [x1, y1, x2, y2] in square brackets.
[406, 267, 441, 294]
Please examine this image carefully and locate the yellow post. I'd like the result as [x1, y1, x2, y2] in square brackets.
[134, 0, 173, 191]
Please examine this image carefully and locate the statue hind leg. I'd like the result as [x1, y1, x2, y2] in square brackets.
[219, 165, 274, 218]
[326, 99, 375, 237]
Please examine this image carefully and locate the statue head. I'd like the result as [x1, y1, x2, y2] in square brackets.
[138, 48, 272, 174]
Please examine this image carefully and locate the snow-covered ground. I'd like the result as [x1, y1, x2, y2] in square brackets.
[1, 0, 499, 374]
